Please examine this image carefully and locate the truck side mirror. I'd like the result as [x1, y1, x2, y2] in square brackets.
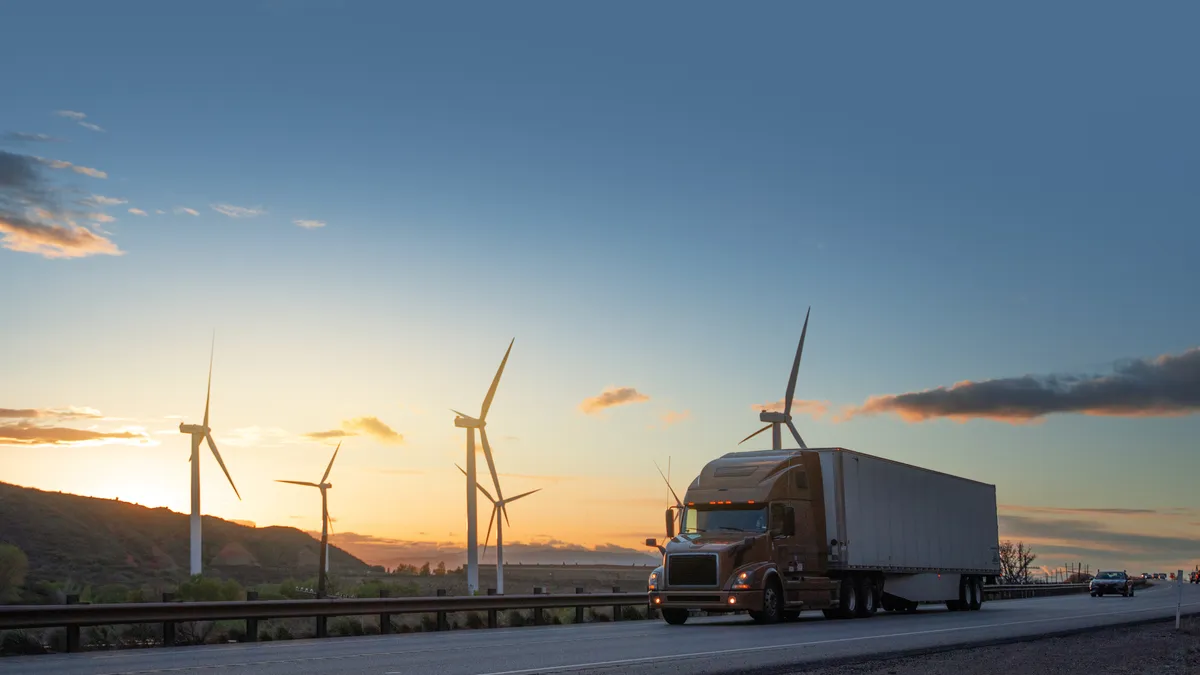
[665, 507, 676, 539]
[644, 537, 657, 547]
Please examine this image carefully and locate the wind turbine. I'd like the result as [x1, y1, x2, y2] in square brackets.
[739, 306, 811, 450]
[456, 464, 539, 594]
[276, 442, 341, 598]
[453, 338, 513, 595]
[178, 336, 242, 577]
[654, 459, 684, 535]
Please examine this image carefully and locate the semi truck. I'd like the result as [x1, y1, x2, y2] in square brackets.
[646, 447, 1000, 624]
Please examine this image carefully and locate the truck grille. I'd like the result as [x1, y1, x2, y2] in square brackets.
[667, 554, 718, 587]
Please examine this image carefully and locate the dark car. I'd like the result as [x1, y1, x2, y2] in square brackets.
[1090, 570, 1134, 597]
[1190, 571, 1199, 584]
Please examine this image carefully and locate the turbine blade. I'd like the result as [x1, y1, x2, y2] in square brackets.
[206, 433, 241, 500]
[479, 427, 504, 505]
[482, 504, 497, 562]
[203, 332, 215, 428]
[277, 480, 320, 487]
[503, 488, 541, 503]
[653, 460, 683, 507]
[326, 509, 335, 540]
[451, 409, 471, 419]
[786, 420, 808, 450]
[739, 423, 772, 445]
[455, 463, 496, 502]
[783, 307, 810, 418]
[321, 441, 341, 484]
[479, 338, 514, 421]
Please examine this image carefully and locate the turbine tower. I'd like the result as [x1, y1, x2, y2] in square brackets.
[276, 442, 341, 598]
[456, 464, 539, 594]
[178, 336, 242, 577]
[453, 338, 513, 595]
[739, 307, 811, 451]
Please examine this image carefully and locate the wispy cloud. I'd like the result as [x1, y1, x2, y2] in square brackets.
[1, 150, 122, 258]
[2, 132, 61, 143]
[999, 513, 1200, 567]
[174, 207, 199, 216]
[128, 208, 147, 216]
[1000, 504, 1165, 517]
[752, 398, 829, 420]
[579, 386, 650, 415]
[32, 156, 107, 179]
[0, 407, 104, 420]
[89, 213, 116, 223]
[305, 416, 404, 444]
[658, 410, 691, 428]
[88, 195, 126, 207]
[211, 203, 266, 218]
[839, 347, 1200, 424]
[293, 219, 326, 229]
[54, 110, 104, 133]
[0, 423, 149, 447]
[155, 209, 166, 215]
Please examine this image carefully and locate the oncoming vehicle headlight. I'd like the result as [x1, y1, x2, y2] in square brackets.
[733, 570, 751, 590]
[648, 569, 661, 591]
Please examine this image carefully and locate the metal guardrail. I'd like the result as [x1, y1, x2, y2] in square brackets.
[0, 582, 1098, 654]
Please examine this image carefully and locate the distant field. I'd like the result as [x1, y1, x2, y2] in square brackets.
[341, 563, 655, 596]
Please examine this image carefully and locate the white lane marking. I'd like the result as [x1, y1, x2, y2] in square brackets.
[462, 601, 1200, 675]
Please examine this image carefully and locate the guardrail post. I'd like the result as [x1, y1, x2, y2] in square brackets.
[575, 587, 585, 624]
[436, 589, 447, 631]
[161, 592, 175, 647]
[612, 586, 622, 621]
[245, 591, 258, 642]
[533, 587, 546, 625]
[379, 589, 392, 635]
[487, 588, 498, 628]
[65, 594, 80, 653]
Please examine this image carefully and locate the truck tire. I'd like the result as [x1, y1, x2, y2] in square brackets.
[946, 576, 969, 611]
[968, 577, 983, 611]
[855, 576, 878, 618]
[836, 577, 858, 619]
[752, 578, 784, 624]
[662, 608, 689, 625]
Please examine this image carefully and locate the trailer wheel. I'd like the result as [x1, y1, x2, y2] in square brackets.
[662, 608, 689, 625]
[881, 595, 896, 612]
[855, 576, 878, 618]
[968, 577, 983, 611]
[836, 577, 858, 619]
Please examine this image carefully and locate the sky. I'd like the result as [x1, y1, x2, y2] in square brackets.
[1, 0, 1198, 575]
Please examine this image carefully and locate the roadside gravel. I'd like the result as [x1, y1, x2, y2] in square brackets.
[790, 619, 1200, 674]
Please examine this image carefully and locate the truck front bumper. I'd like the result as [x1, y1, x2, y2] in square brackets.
[648, 590, 764, 613]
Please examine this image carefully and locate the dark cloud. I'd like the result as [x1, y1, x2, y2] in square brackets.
[999, 514, 1200, 567]
[0, 423, 146, 446]
[0, 407, 104, 420]
[842, 347, 1200, 423]
[579, 387, 650, 414]
[1001, 505, 1161, 517]
[0, 149, 121, 259]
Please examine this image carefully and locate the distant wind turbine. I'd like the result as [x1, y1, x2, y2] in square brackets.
[178, 335, 242, 576]
[739, 306, 811, 450]
[456, 463, 539, 594]
[276, 442, 341, 599]
[453, 338, 513, 595]
[654, 459, 684, 534]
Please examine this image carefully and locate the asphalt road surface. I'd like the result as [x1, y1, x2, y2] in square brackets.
[6, 584, 1199, 675]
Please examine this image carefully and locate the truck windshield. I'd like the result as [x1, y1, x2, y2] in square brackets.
[683, 506, 768, 534]
[1096, 571, 1124, 579]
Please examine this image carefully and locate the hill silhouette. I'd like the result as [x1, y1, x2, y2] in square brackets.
[0, 482, 371, 588]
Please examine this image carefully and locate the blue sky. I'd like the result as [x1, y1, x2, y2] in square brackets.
[2, 0, 1198, 572]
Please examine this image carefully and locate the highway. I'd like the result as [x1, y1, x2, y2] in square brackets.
[5, 584, 1198, 675]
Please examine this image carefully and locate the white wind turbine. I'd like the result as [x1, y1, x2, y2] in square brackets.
[654, 459, 684, 537]
[739, 306, 812, 450]
[178, 337, 242, 577]
[276, 442, 341, 599]
[453, 338, 514, 595]
[456, 464, 539, 594]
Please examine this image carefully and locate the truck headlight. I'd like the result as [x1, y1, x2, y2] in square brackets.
[732, 570, 751, 590]
[648, 569, 661, 591]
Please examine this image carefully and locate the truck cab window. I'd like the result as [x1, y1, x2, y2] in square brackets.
[683, 505, 768, 534]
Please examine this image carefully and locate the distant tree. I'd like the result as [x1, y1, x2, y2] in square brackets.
[419, 562, 431, 577]
[998, 540, 1038, 583]
[0, 544, 29, 602]
[434, 561, 446, 576]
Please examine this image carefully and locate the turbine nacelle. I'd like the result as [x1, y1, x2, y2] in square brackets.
[758, 410, 789, 424]
[179, 423, 209, 435]
[453, 413, 485, 429]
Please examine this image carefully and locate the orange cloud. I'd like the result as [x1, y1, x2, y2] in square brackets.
[659, 410, 691, 428]
[0, 423, 148, 447]
[751, 399, 829, 420]
[579, 387, 649, 415]
[839, 347, 1200, 424]
[305, 416, 404, 444]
